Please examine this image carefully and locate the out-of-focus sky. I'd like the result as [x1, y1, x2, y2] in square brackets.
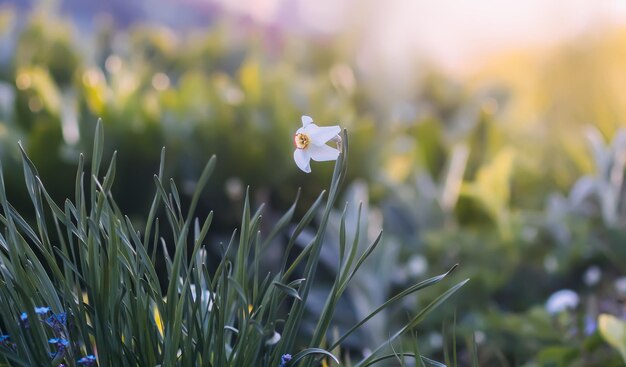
[10, 0, 626, 93]
[214, 0, 626, 75]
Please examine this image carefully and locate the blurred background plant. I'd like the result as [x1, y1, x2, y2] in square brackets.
[2, 0, 626, 365]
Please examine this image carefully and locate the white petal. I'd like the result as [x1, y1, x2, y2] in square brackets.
[306, 124, 341, 145]
[294, 149, 311, 173]
[301, 115, 313, 127]
[308, 144, 340, 162]
[545, 289, 579, 314]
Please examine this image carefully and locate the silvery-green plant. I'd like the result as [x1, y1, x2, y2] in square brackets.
[568, 126, 626, 227]
[0, 121, 465, 366]
[542, 126, 626, 247]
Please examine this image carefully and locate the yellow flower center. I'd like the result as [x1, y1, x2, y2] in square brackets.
[294, 133, 310, 149]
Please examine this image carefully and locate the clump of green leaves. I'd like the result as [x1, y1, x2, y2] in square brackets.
[0, 121, 465, 366]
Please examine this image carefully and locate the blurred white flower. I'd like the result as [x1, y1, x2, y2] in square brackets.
[474, 330, 486, 344]
[427, 332, 443, 348]
[293, 115, 341, 173]
[407, 254, 428, 277]
[583, 266, 602, 286]
[615, 276, 626, 295]
[543, 255, 558, 273]
[545, 289, 579, 314]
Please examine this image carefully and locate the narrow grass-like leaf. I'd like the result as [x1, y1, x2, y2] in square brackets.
[289, 348, 340, 366]
[101, 150, 118, 193]
[169, 178, 183, 222]
[331, 265, 458, 350]
[184, 155, 216, 222]
[272, 281, 302, 301]
[144, 147, 166, 256]
[337, 230, 383, 294]
[280, 190, 326, 279]
[90, 118, 104, 207]
[355, 279, 468, 367]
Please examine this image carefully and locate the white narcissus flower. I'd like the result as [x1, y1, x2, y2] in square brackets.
[293, 115, 341, 173]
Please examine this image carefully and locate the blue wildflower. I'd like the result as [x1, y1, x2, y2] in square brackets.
[77, 355, 97, 366]
[49, 338, 69, 359]
[0, 334, 15, 351]
[20, 307, 57, 329]
[45, 312, 68, 333]
[279, 354, 292, 367]
[34, 306, 51, 315]
[49, 338, 69, 348]
[19, 312, 29, 328]
[584, 314, 597, 335]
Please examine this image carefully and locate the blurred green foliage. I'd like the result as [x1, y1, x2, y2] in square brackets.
[0, 8, 377, 231]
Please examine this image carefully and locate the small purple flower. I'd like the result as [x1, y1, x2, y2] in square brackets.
[77, 355, 97, 366]
[279, 354, 292, 367]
